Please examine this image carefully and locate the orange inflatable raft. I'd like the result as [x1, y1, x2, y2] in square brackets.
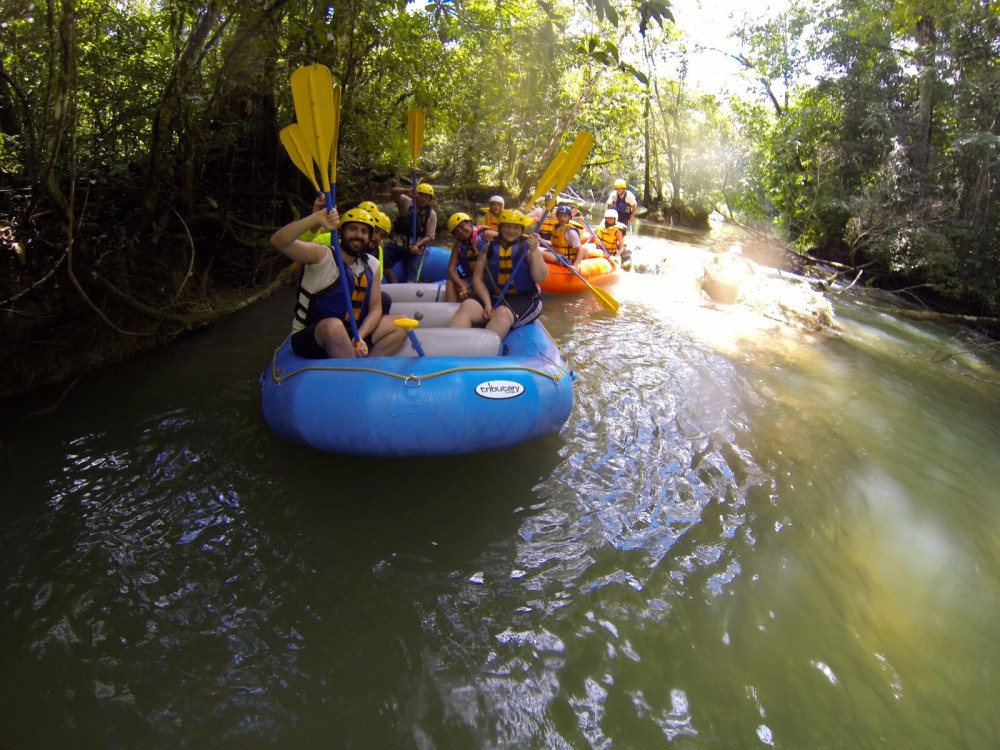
[540, 246, 621, 294]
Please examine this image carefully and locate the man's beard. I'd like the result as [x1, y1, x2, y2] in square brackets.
[342, 235, 367, 257]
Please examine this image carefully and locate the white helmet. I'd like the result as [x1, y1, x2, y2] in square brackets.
[489, 195, 504, 206]
[604, 208, 619, 220]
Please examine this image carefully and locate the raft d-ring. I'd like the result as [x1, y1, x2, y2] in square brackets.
[404, 374, 422, 388]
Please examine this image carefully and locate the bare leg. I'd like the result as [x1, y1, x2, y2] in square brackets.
[369, 315, 407, 356]
[448, 298, 487, 328]
[314, 318, 357, 359]
[485, 306, 515, 339]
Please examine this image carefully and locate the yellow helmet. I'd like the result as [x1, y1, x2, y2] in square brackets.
[498, 209, 525, 229]
[357, 200, 378, 213]
[371, 210, 392, 233]
[340, 207, 375, 230]
[416, 183, 435, 197]
[448, 212, 472, 232]
[614, 178, 627, 189]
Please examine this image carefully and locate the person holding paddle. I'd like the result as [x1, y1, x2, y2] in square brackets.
[448, 210, 547, 340]
[304, 194, 396, 289]
[368, 209, 394, 281]
[541, 205, 585, 270]
[384, 183, 438, 282]
[594, 208, 625, 257]
[367, 209, 397, 310]
[271, 207, 406, 359]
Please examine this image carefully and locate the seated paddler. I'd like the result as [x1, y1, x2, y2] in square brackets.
[270, 206, 406, 359]
[448, 209, 547, 341]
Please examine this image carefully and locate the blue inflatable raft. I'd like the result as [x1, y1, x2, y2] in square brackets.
[260, 284, 575, 456]
[385, 244, 450, 283]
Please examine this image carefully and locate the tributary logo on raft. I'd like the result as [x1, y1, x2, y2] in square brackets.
[475, 380, 525, 400]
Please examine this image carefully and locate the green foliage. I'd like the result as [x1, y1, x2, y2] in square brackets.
[586, 0, 673, 34]
[0, 0, 665, 247]
[732, 1, 812, 115]
[726, 0, 1000, 314]
[4, 0, 998, 325]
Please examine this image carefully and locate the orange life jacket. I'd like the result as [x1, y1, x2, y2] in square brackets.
[479, 210, 500, 231]
[595, 224, 623, 255]
[549, 224, 581, 263]
[538, 214, 559, 240]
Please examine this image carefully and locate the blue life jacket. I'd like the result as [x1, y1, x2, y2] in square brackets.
[611, 192, 633, 222]
[391, 202, 431, 240]
[295, 254, 374, 328]
[457, 226, 487, 278]
[485, 238, 536, 298]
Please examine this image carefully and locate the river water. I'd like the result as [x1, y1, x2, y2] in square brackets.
[2, 236, 999, 748]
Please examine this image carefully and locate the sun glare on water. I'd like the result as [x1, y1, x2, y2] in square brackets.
[621, 236, 834, 363]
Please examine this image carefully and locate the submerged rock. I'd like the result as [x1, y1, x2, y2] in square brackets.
[630, 237, 837, 335]
[700, 254, 755, 305]
[700, 249, 836, 333]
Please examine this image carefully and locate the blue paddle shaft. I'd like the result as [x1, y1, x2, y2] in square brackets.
[411, 170, 418, 246]
[539, 235, 591, 284]
[576, 213, 612, 258]
[324, 187, 361, 344]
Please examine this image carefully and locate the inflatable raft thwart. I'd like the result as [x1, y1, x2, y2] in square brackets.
[260, 283, 575, 457]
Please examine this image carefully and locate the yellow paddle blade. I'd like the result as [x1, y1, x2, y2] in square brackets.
[407, 109, 425, 169]
[280, 124, 320, 192]
[329, 84, 342, 185]
[547, 131, 594, 209]
[289, 67, 316, 160]
[545, 243, 620, 314]
[527, 150, 567, 209]
[290, 64, 334, 193]
[588, 280, 620, 313]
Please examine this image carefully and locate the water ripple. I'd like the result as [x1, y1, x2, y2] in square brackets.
[2, 406, 312, 746]
[401, 299, 781, 746]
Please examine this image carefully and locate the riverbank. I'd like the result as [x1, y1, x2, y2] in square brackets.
[2, 265, 296, 407]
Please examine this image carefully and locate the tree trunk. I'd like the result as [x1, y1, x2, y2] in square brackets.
[42, 0, 76, 224]
[643, 84, 651, 204]
[519, 73, 601, 201]
[913, 15, 936, 175]
[141, 3, 223, 228]
[196, 1, 286, 219]
[652, 77, 682, 206]
[871, 305, 1000, 331]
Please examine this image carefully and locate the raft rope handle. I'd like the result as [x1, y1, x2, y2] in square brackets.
[271, 359, 569, 385]
[267, 334, 570, 385]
